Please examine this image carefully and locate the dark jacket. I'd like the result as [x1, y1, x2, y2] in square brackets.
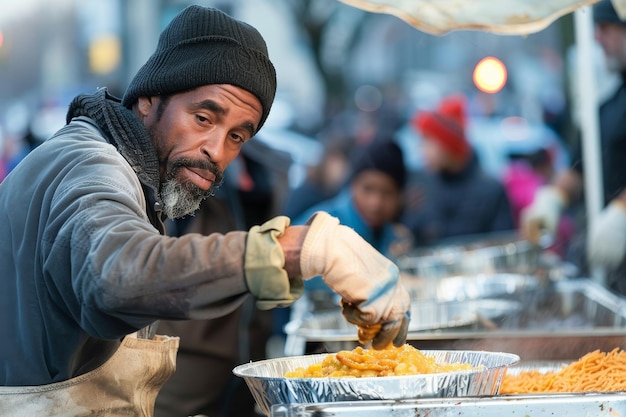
[402, 154, 514, 246]
[572, 72, 626, 204]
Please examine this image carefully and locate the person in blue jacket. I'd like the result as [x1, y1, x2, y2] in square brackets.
[293, 138, 412, 294]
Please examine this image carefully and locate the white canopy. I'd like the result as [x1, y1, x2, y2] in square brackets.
[337, 0, 626, 35]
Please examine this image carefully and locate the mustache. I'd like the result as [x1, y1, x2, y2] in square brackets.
[167, 158, 224, 200]
[169, 158, 224, 183]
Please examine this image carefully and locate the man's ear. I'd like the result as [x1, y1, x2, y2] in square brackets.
[136, 96, 154, 119]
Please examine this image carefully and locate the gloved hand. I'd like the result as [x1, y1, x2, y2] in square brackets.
[587, 201, 626, 269]
[520, 186, 566, 245]
[300, 211, 411, 349]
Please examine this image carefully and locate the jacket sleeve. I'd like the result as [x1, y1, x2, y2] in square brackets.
[42, 140, 249, 339]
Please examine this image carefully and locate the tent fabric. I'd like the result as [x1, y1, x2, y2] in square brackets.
[339, 0, 600, 35]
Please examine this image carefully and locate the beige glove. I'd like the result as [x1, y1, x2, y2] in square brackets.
[587, 201, 626, 269]
[520, 186, 566, 245]
[300, 211, 411, 349]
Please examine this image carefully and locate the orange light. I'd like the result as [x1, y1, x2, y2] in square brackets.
[473, 56, 507, 94]
[89, 34, 121, 75]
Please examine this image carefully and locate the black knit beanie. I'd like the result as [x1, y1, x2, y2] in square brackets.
[593, 0, 626, 26]
[122, 5, 277, 133]
[351, 140, 406, 189]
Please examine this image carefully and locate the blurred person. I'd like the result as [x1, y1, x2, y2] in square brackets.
[503, 148, 575, 257]
[275, 139, 412, 352]
[5, 126, 43, 173]
[0, 6, 410, 416]
[401, 94, 514, 246]
[5, 104, 67, 176]
[294, 138, 412, 269]
[504, 148, 555, 227]
[520, 0, 626, 292]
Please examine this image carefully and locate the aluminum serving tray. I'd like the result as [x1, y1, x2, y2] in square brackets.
[401, 273, 540, 304]
[269, 359, 626, 417]
[396, 233, 542, 278]
[283, 298, 521, 356]
[410, 278, 626, 360]
[286, 298, 521, 342]
[233, 350, 519, 417]
[286, 279, 626, 360]
[269, 393, 626, 417]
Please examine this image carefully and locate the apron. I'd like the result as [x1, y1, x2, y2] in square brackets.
[0, 333, 180, 417]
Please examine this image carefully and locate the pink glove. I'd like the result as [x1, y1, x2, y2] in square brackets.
[300, 211, 411, 349]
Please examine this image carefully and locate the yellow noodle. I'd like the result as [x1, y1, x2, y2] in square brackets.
[500, 348, 626, 394]
[285, 344, 480, 378]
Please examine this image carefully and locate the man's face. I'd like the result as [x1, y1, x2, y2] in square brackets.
[138, 84, 263, 218]
[351, 170, 402, 229]
[595, 22, 626, 72]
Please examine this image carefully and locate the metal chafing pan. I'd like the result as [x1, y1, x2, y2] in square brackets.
[287, 279, 626, 361]
[401, 272, 541, 304]
[396, 231, 578, 282]
[267, 359, 626, 416]
[269, 362, 613, 417]
[409, 278, 626, 360]
[233, 350, 520, 417]
[396, 232, 542, 278]
[283, 298, 521, 356]
[286, 298, 522, 341]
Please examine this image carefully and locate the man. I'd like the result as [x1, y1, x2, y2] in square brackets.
[521, 0, 626, 292]
[0, 6, 410, 416]
[401, 94, 514, 246]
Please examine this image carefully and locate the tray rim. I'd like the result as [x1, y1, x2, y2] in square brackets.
[233, 349, 521, 381]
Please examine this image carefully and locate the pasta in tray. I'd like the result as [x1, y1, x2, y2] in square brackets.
[500, 348, 626, 394]
[284, 345, 480, 378]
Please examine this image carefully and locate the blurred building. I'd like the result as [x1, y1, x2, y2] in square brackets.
[0, 0, 598, 166]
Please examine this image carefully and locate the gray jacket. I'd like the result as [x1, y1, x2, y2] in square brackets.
[0, 116, 249, 386]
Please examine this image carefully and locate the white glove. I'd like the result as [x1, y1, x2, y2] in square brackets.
[587, 202, 626, 269]
[520, 186, 566, 245]
[300, 211, 411, 349]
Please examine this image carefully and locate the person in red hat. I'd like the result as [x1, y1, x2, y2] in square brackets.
[401, 94, 514, 246]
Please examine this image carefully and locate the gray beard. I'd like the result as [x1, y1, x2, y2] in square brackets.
[160, 178, 205, 219]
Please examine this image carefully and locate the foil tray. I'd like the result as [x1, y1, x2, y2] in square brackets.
[286, 279, 626, 361]
[233, 350, 519, 417]
[409, 278, 626, 360]
[269, 392, 626, 417]
[285, 298, 522, 342]
[269, 361, 625, 417]
[396, 233, 542, 279]
[401, 273, 540, 304]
